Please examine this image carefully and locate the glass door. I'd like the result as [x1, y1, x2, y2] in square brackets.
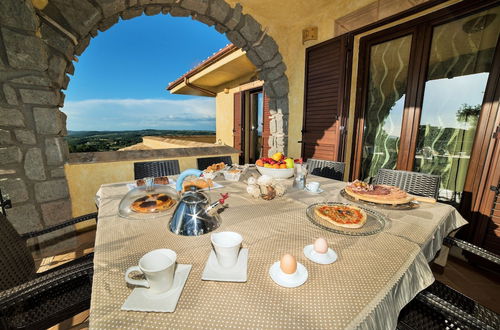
[413, 6, 500, 203]
[248, 90, 264, 163]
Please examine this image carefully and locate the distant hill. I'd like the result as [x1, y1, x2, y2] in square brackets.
[65, 129, 215, 153]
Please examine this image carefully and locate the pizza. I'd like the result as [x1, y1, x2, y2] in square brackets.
[131, 193, 176, 213]
[314, 204, 367, 228]
[344, 180, 411, 205]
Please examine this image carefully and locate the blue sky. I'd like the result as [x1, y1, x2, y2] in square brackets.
[63, 14, 229, 131]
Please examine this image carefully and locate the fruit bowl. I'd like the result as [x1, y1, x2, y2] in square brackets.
[256, 165, 294, 179]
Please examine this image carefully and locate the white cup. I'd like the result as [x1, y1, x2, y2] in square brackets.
[306, 181, 320, 192]
[211, 231, 242, 268]
[125, 249, 177, 293]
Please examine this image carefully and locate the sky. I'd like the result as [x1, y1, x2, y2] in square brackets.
[63, 14, 229, 131]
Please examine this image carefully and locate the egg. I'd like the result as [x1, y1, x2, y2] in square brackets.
[247, 177, 257, 185]
[257, 175, 273, 186]
[313, 238, 328, 254]
[280, 254, 297, 274]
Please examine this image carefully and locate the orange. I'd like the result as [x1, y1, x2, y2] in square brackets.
[256, 159, 264, 167]
[279, 164, 287, 169]
[272, 164, 280, 169]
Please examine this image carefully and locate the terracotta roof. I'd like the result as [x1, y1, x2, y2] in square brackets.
[167, 43, 238, 90]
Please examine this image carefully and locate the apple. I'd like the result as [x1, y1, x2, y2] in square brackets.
[285, 158, 294, 168]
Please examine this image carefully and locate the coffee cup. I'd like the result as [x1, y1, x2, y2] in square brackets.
[125, 249, 177, 293]
[211, 231, 242, 268]
[306, 181, 320, 192]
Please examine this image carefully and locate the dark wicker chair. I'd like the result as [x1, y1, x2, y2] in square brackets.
[0, 211, 96, 329]
[134, 160, 180, 179]
[306, 159, 345, 181]
[372, 169, 441, 199]
[397, 237, 500, 330]
[197, 156, 233, 170]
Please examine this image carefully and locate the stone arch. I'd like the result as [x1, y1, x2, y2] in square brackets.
[0, 0, 288, 250]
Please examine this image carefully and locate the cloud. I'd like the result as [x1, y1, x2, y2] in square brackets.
[62, 98, 216, 131]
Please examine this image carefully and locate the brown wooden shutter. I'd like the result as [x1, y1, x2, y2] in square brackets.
[261, 92, 271, 157]
[302, 35, 350, 161]
[233, 92, 243, 153]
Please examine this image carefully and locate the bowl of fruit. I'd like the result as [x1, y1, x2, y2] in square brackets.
[255, 152, 295, 179]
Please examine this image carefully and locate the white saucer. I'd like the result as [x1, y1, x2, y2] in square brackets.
[269, 261, 308, 288]
[303, 245, 338, 264]
[121, 264, 191, 312]
[202, 248, 248, 282]
[304, 187, 324, 194]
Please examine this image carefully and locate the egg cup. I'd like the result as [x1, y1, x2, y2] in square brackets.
[269, 261, 308, 288]
[303, 245, 338, 264]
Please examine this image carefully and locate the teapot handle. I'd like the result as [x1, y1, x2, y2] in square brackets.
[176, 169, 203, 192]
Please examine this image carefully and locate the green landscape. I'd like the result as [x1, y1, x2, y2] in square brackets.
[65, 129, 215, 153]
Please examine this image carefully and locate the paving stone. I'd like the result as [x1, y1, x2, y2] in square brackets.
[5, 203, 43, 234]
[45, 137, 67, 165]
[19, 89, 59, 105]
[226, 30, 247, 49]
[3, 84, 18, 105]
[2, 28, 48, 71]
[271, 76, 289, 98]
[239, 15, 261, 44]
[263, 83, 276, 98]
[0, 129, 12, 144]
[263, 62, 286, 82]
[144, 5, 162, 16]
[66, 62, 75, 76]
[255, 35, 278, 62]
[40, 22, 74, 60]
[50, 167, 66, 178]
[41, 199, 72, 225]
[263, 52, 283, 69]
[194, 14, 215, 26]
[50, 0, 102, 38]
[0, 178, 29, 203]
[276, 97, 289, 114]
[59, 111, 68, 136]
[0, 0, 37, 31]
[0, 107, 24, 127]
[0, 169, 16, 175]
[161, 7, 171, 15]
[0, 147, 22, 165]
[225, 3, 242, 30]
[74, 36, 91, 56]
[138, 0, 174, 4]
[24, 148, 46, 180]
[214, 23, 228, 34]
[37, 225, 77, 258]
[245, 48, 263, 67]
[181, 0, 208, 15]
[33, 107, 63, 134]
[14, 129, 36, 145]
[120, 7, 143, 20]
[98, 14, 119, 32]
[94, 0, 127, 17]
[10, 75, 52, 87]
[209, 0, 230, 23]
[48, 56, 68, 85]
[34, 179, 69, 202]
[169, 7, 191, 17]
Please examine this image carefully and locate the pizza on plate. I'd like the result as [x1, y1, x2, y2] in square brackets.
[131, 193, 176, 213]
[314, 204, 367, 228]
[344, 180, 411, 205]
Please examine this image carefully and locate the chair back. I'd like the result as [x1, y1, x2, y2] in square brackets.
[134, 160, 180, 179]
[306, 159, 345, 181]
[373, 169, 441, 199]
[0, 213, 36, 291]
[197, 156, 233, 170]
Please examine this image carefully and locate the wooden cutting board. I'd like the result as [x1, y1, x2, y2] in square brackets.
[344, 186, 436, 205]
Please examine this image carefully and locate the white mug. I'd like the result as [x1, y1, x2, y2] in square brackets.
[125, 249, 177, 293]
[211, 231, 242, 268]
[306, 181, 320, 192]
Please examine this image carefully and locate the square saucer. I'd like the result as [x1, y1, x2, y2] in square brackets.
[121, 264, 191, 313]
[202, 248, 248, 282]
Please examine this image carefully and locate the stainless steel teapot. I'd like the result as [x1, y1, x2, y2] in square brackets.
[169, 169, 228, 236]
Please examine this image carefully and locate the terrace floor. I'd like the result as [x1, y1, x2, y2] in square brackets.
[40, 228, 500, 329]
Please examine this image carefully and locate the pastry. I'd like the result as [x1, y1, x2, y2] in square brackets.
[131, 193, 175, 213]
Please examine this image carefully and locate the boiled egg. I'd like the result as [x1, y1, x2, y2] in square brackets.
[313, 238, 328, 254]
[280, 254, 297, 274]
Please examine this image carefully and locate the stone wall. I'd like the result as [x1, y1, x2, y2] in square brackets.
[0, 0, 288, 255]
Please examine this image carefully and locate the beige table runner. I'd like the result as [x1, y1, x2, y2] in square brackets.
[90, 178, 437, 329]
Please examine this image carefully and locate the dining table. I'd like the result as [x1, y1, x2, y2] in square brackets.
[90, 171, 467, 329]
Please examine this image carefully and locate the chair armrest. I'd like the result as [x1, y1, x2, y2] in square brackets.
[20, 212, 98, 239]
[443, 237, 500, 266]
[0, 259, 93, 310]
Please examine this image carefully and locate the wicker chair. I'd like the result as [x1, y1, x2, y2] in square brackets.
[0, 211, 96, 329]
[372, 169, 441, 199]
[197, 156, 233, 170]
[306, 159, 345, 181]
[134, 160, 180, 179]
[397, 237, 500, 330]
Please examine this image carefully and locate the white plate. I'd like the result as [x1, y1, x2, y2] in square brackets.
[269, 261, 308, 288]
[303, 245, 337, 264]
[121, 264, 191, 312]
[202, 248, 248, 282]
[304, 187, 324, 194]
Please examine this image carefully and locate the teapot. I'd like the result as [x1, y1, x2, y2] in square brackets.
[169, 169, 228, 236]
